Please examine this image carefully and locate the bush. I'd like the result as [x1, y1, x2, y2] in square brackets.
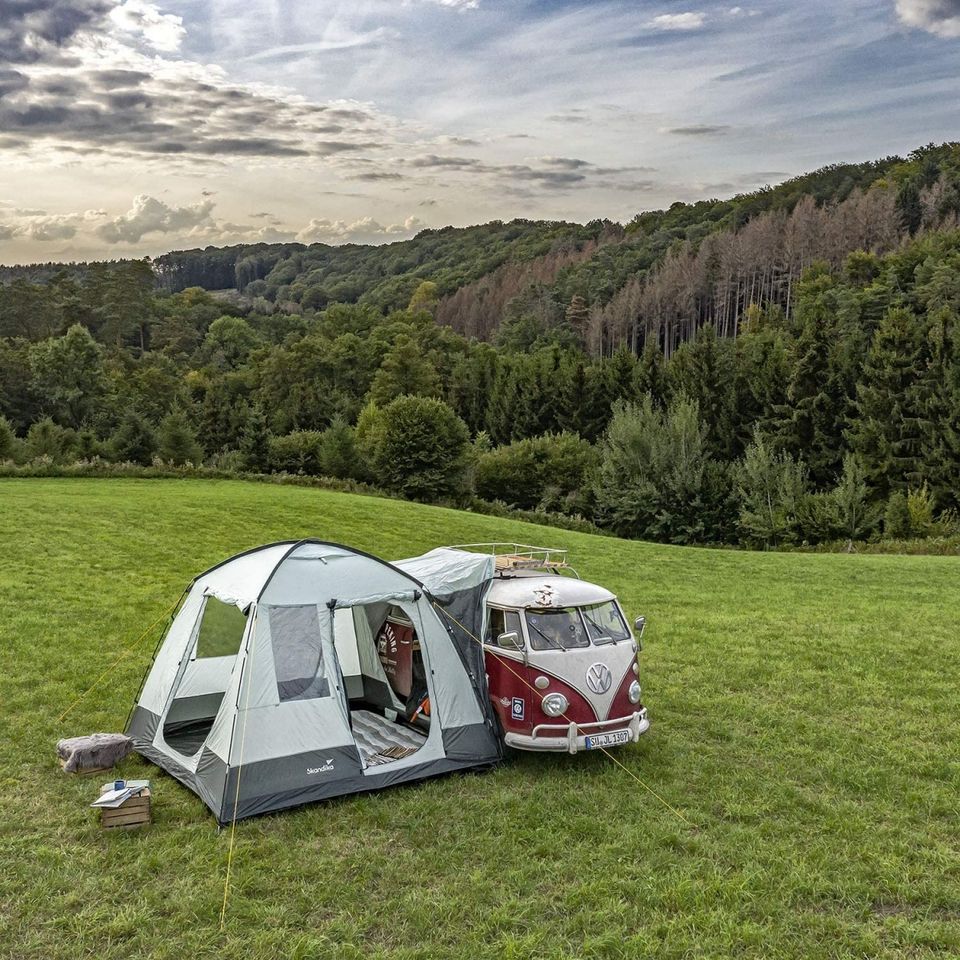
[474, 432, 595, 514]
[884, 491, 913, 539]
[594, 394, 723, 544]
[268, 430, 325, 474]
[0, 415, 17, 461]
[907, 483, 936, 537]
[734, 426, 809, 547]
[356, 395, 469, 502]
[24, 417, 75, 464]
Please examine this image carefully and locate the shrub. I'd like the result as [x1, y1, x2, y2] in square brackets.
[884, 491, 912, 539]
[906, 482, 936, 537]
[0, 415, 17, 461]
[24, 417, 75, 464]
[595, 394, 724, 544]
[356, 395, 469, 502]
[734, 426, 809, 547]
[474, 432, 595, 514]
[268, 430, 325, 474]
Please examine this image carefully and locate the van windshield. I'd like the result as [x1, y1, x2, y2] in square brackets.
[525, 602, 630, 650]
[579, 601, 631, 645]
[525, 608, 589, 651]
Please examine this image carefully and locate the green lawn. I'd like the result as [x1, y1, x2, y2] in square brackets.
[2, 478, 958, 960]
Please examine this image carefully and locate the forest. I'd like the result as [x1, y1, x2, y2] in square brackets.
[2, 142, 959, 550]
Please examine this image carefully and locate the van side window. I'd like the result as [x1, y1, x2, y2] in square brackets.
[487, 609, 523, 646]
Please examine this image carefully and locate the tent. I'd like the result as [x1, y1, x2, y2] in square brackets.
[127, 541, 502, 822]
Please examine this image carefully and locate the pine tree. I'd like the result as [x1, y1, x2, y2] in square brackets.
[848, 306, 926, 498]
[111, 411, 157, 465]
[157, 409, 203, 466]
[777, 271, 849, 486]
[670, 324, 737, 460]
[633, 340, 669, 407]
[239, 404, 271, 473]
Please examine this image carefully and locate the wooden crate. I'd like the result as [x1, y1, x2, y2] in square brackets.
[100, 788, 152, 830]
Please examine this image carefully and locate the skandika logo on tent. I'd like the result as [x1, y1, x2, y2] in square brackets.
[306, 760, 335, 775]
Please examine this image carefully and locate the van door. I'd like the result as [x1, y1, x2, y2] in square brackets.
[484, 607, 532, 739]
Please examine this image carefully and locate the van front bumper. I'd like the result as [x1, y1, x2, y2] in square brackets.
[504, 708, 649, 754]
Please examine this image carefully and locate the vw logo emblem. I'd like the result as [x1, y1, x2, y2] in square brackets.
[585, 662, 612, 694]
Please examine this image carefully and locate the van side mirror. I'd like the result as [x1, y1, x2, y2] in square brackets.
[497, 631, 522, 650]
[634, 616, 646, 649]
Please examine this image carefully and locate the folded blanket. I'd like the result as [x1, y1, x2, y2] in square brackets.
[57, 733, 133, 773]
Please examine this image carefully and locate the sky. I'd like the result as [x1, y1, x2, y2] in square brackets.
[0, 0, 959, 264]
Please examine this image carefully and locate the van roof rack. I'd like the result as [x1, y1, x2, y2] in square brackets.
[450, 543, 570, 572]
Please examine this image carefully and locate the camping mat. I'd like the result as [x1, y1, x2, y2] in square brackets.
[351, 710, 426, 765]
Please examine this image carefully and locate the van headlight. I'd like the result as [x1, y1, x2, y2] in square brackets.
[628, 681, 641, 704]
[542, 693, 568, 717]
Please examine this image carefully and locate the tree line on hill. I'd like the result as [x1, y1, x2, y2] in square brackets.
[1, 143, 959, 549]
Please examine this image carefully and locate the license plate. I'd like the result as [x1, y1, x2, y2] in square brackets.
[584, 729, 630, 749]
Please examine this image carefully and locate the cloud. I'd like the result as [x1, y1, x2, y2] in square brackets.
[94, 194, 215, 243]
[0, 0, 113, 64]
[411, 0, 480, 8]
[647, 12, 706, 31]
[295, 215, 427, 245]
[0, 3, 406, 162]
[665, 124, 731, 136]
[0, 206, 104, 241]
[895, 0, 960, 37]
[109, 0, 185, 52]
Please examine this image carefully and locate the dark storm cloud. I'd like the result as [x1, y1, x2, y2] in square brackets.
[89, 68, 151, 88]
[667, 124, 731, 136]
[0, 0, 112, 64]
[0, 69, 29, 97]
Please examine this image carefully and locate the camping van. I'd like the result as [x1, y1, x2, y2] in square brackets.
[398, 544, 649, 754]
[127, 539, 647, 821]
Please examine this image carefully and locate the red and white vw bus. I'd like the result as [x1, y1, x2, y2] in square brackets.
[475, 546, 649, 753]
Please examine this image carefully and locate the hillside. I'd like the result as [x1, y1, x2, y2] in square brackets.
[2, 477, 959, 959]
[2, 141, 960, 553]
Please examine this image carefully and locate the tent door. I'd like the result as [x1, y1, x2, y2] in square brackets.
[159, 595, 249, 759]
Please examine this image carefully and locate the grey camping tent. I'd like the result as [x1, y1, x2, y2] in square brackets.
[127, 541, 502, 822]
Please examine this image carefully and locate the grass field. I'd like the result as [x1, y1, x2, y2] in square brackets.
[2, 478, 959, 959]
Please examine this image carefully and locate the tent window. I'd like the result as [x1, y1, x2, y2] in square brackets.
[269, 604, 330, 702]
[196, 597, 247, 659]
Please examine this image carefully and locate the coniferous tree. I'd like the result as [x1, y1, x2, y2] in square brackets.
[848, 306, 926, 498]
[777, 270, 849, 486]
[111, 411, 156, 465]
[239, 404, 271, 473]
[157, 409, 203, 465]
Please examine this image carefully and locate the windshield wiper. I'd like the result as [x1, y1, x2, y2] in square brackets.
[526, 618, 567, 651]
[581, 609, 613, 644]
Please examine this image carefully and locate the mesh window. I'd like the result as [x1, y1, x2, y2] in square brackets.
[196, 598, 247, 659]
[269, 604, 330, 701]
